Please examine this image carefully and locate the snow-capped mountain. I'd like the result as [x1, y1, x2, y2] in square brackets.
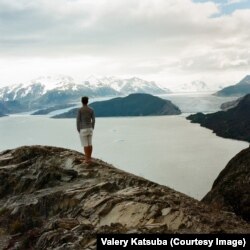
[172, 81, 213, 93]
[0, 83, 44, 102]
[83, 76, 169, 95]
[0, 75, 169, 113]
[31, 76, 76, 92]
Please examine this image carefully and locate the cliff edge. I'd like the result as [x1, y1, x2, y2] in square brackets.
[203, 146, 250, 222]
[187, 94, 250, 142]
[0, 146, 249, 249]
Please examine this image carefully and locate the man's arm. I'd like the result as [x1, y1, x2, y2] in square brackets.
[91, 110, 95, 129]
[77, 109, 81, 132]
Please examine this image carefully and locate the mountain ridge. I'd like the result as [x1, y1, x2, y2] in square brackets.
[215, 75, 250, 97]
[0, 75, 170, 102]
[0, 76, 170, 115]
[187, 94, 250, 142]
[53, 93, 181, 118]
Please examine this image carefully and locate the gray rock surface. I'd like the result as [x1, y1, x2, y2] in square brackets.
[203, 147, 250, 222]
[0, 146, 249, 249]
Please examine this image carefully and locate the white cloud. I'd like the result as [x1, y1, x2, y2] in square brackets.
[0, 0, 249, 88]
[225, 0, 247, 6]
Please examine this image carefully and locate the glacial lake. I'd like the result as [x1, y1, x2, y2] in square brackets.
[0, 114, 248, 200]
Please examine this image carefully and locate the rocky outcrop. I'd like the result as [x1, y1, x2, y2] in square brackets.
[0, 146, 249, 249]
[202, 147, 250, 222]
[187, 94, 250, 142]
[53, 93, 181, 118]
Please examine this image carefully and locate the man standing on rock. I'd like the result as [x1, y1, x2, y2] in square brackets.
[77, 96, 95, 164]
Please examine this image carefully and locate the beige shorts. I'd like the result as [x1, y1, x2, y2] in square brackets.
[79, 128, 93, 147]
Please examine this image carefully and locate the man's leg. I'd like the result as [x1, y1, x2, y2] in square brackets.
[85, 146, 92, 163]
[89, 145, 93, 158]
[85, 135, 92, 163]
[88, 133, 93, 162]
[87, 145, 92, 162]
[84, 146, 88, 161]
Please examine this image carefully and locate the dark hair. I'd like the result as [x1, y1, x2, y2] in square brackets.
[81, 96, 89, 105]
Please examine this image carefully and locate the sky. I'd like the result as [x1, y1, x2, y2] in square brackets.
[0, 0, 250, 88]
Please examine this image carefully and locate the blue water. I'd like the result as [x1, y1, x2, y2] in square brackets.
[0, 114, 247, 200]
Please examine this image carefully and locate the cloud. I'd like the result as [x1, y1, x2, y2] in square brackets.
[0, 0, 249, 87]
[0, 0, 220, 55]
[225, 0, 247, 6]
